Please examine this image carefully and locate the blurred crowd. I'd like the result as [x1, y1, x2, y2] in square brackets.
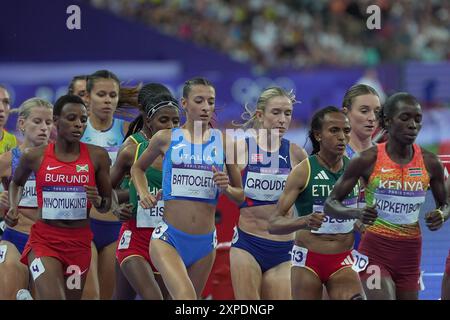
[89, 0, 449, 71]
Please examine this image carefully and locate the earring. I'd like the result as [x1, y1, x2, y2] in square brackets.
[20, 128, 25, 133]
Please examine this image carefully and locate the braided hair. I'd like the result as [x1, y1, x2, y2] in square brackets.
[308, 106, 341, 155]
[123, 83, 172, 141]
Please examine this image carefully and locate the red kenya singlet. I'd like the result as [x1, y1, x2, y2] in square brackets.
[36, 143, 96, 220]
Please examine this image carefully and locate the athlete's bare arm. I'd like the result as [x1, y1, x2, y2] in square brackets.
[117, 133, 136, 155]
[5, 146, 45, 226]
[290, 143, 308, 167]
[0, 151, 12, 181]
[218, 134, 244, 205]
[131, 129, 170, 209]
[324, 147, 378, 224]
[110, 143, 137, 206]
[422, 149, 449, 230]
[88, 145, 112, 213]
[268, 159, 323, 235]
[0, 152, 12, 211]
[111, 143, 136, 188]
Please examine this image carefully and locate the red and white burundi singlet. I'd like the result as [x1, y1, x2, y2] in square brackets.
[36, 143, 96, 220]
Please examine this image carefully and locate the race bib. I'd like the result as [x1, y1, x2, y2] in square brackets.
[351, 249, 369, 273]
[171, 167, 217, 199]
[19, 179, 37, 207]
[137, 200, 164, 228]
[30, 257, 45, 280]
[151, 221, 169, 240]
[244, 168, 289, 201]
[311, 200, 357, 234]
[231, 226, 239, 245]
[290, 245, 308, 267]
[0, 244, 7, 263]
[374, 189, 426, 224]
[42, 186, 87, 220]
[118, 230, 132, 250]
[212, 230, 218, 248]
[419, 270, 425, 291]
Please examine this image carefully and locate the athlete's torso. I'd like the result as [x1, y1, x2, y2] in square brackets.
[161, 127, 224, 233]
[162, 127, 224, 204]
[4, 147, 38, 234]
[365, 143, 430, 239]
[36, 143, 96, 225]
[81, 117, 125, 165]
[239, 137, 293, 241]
[81, 117, 124, 221]
[294, 155, 358, 253]
[11, 147, 37, 209]
[241, 137, 291, 208]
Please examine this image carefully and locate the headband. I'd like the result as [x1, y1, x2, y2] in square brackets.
[146, 100, 179, 119]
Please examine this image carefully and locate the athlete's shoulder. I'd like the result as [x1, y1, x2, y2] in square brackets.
[84, 143, 109, 157]
[289, 156, 311, 191]
[0, 130, 17, 151]
[420, 147, 442, 174]
[354, 145, 378, 163]
[84, 143, 111, 168]
[292, 156, 310, 175]
[0, 150, 12, 176]
[121, 142, 139, 163]
[290, 142, 307, 163]
[122, 135, 136, 147]
[341, 146, 378, 180]
[3, 130, 16, 141]
[420, 146, 438, 161]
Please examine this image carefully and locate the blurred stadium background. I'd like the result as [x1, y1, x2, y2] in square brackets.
[0, 0, 449, 299]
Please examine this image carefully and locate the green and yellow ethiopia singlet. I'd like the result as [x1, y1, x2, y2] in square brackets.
[295, 155, 359, 234]
[120, 132, 149, 190]
[129, 141, 164, 228]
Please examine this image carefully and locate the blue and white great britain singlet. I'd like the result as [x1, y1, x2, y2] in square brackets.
[240, 137, 291, 208]
[162, 128, 224, 205]
[80, 118, 125, 165]
[11, 147, 37, 208]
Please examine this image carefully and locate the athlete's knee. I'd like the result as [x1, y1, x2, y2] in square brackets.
[35, 281, 66, 300]
[171, 286, 197, 300]
[81, 278, 100, 300]
[140, 285, 163, 300]
[330, 288, 366, 300]
[0, 257, 26, 274]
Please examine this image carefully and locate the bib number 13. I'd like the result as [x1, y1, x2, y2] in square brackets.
[290, 246, 308, 267]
